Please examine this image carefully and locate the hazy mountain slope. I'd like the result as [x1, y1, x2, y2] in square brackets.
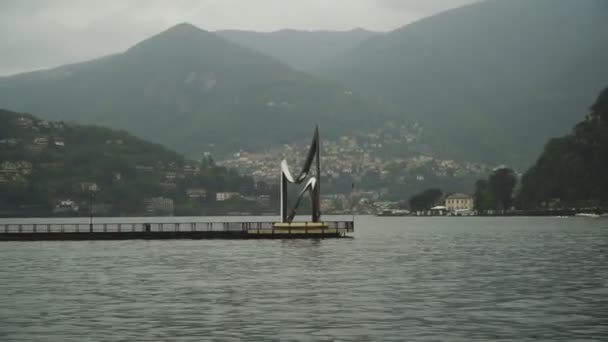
[321, 0, 608, 166]
[217, 28, 378, 72]
[0, 23, 389, 157]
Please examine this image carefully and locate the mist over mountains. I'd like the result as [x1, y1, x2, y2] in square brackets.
[217, 28, 378, 72]
[321, 0, 608, 165]
[0, 0, 607, 168]
[0, 23, 388, 156]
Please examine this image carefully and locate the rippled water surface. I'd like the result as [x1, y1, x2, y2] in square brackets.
[1, 216, 607, 341]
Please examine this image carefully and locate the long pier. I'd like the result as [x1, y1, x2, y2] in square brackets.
[0, 220, 354, 241]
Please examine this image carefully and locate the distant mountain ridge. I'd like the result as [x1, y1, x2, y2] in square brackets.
[320, 0, 608, 166]
[0, 23, 390, 157]
[217, 28, 378, 72]
[3, 1, 607, 167]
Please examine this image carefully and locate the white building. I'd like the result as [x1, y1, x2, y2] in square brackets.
[54, 199, 79, 213]
[445, 193, 474, 213]
[145, 197, 174, 215]
[216, 192, 240, 201]
[79, 182, 99, 192]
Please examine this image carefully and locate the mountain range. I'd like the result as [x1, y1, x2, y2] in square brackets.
[321, 0, 608, 165]
[1, 0, 607, 168]
[0, 24, 388, 157]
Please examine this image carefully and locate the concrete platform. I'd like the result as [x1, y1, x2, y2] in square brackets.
[0, 220, 354, 241]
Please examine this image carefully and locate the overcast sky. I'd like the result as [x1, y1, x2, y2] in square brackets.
[0, 0, 480, 75]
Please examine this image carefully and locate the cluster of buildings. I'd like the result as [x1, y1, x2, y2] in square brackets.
[1, 116, 275, 216]
[1, 136, 66, 155]
[217, 123, 491, 209]
[374, 193, 475, 216]
[1, 118, 67, 155]
[0, 117, 68, 185]
[3, 115, 487, 217]
[220, 138, 488, 186]
[0, 161, 33, 184]
[217, 123, 424, 182]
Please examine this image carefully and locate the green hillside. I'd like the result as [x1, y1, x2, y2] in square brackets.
[217, 28, 378, 72]
[0, 23, 390, 157]
[0, 109, 270, 217]
[517, 87, 608, 210]
[321, 0, 608, 166]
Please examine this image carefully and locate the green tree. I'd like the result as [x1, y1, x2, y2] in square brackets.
[473, 179, 493, 211]
[517, 86, 608, 210]
[489, 167, 517, 210]
[591, 86, 608, 122]
[409, 188, 443, 212]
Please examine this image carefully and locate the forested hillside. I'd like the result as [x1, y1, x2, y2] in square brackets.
[0, 109, 269, 217]
[517, 87, 608, 210]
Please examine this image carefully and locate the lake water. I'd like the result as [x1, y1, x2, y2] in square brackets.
[1, 216, 607, 341]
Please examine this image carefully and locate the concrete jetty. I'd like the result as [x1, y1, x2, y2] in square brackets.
[0, 220, 354, 241]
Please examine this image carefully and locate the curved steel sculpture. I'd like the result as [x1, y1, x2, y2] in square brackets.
[280, 126, 321, 223]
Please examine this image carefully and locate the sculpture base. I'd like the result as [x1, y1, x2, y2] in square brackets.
[246, 221, 342, 237]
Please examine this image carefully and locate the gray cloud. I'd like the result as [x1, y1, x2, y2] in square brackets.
[0, 0, 480, 75]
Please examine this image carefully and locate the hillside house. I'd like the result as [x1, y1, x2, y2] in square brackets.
[145, 197, 174, 215]
[54, 199, 79, 214]
[79, 182, 99, 192]
[183, 164, 201, 175]
[216, 192, 241, 201]
[0, 138, 19, 147]
[186, 188, 207, 199]
[1, 161, 32, 175]
[15, 117, 33, 127]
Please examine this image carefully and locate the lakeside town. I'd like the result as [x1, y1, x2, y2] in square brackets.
[217, 122, 494, 214]
[2, 115, 499, 217]
[3, 112, 605, 218]
[218, 122, 491, 183]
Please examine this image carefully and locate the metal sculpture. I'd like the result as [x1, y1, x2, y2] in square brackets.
[280, 126, 321, 223]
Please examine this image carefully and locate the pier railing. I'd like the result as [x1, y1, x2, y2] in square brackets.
[0, 221, 354, 234]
